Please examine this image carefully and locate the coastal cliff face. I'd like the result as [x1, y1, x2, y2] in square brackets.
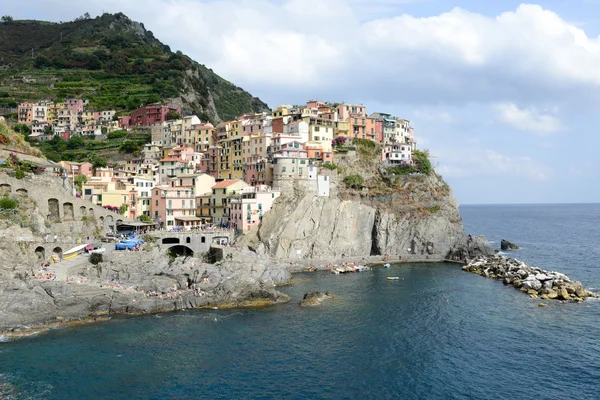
[0, 246, 290, 333]
[243, 166, 489, 262]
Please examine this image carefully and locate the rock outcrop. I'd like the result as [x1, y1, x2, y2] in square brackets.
[242, 173, 492, 263]
[501, 239, 520, 250]
[462, 255, 597, 301]
[0, 246, 291, 333]
[299, 292, 334, 307]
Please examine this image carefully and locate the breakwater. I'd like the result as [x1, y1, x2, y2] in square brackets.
[462, 255, 597, 301]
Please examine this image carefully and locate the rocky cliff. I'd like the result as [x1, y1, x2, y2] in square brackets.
[243, 148, 490, 263]
[0, 246, 290, 334]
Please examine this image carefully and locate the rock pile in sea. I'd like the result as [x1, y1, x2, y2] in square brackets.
[462, 255, 597, 301]
[299, 291, 334, 307]
[500, 239, 520, 250]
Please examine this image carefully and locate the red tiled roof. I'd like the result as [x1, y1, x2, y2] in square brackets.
[212, 179, 245, 189]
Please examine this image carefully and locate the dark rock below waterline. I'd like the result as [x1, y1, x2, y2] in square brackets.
[501, 239, 520, 251]
[300, 291, 334, 307]
[462, 255, 597, 302]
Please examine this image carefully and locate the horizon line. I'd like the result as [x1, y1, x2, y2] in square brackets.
[460, 202, 600, 206]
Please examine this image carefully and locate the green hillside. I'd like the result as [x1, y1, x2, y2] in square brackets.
[0, 13, 269, 122]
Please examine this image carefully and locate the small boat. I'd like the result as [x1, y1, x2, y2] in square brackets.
[387, 276, 400, 280]
[384, 263, 391, 268]
[90, 247, 106, 254]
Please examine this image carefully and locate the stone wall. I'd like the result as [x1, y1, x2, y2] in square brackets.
[153, 231, 235, 255]
[0, 171, 128, 233]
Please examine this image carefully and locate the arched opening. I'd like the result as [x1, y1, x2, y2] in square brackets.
[99, 216, 104, 225]
[88, 208, 94, 216]
[48, 198, 60, 222]
[0, 184, 11, 195]
[80, 206, 87, 216]
[16, 188, 28, 196]
[63, 202, 74, 221]
[162, 237, 180, 244]
[106, 215, 114, 222]
[51, 247, 63, 262]
[168, 245, 194, 258]
[212, 236, 228, 246]
[116, 219, 123, 225]
[34, 246, 45, 260]
[186, 237, 191, 244]
[201, 236, 206, 243]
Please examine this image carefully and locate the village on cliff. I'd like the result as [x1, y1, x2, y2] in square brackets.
[13, 99, 417, 233]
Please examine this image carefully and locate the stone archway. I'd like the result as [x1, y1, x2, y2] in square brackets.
[88, 208, 95, 216]
[168, 245, 194, 257]
[162, 237, 180, 244]
[0, 184, 11, 195]
[80, 206, 87, 216]
[99, 216, 104, 225]
[51, 247, 63, 262]
[16, 188, 28, 196]
[48, 198, 60, 223]
[186, 237, 191, 244]
[63, 202, 74, 221]
[34, 246, 45, 260]
[201, 236, 206, 243]
[106, 215, 114, 222]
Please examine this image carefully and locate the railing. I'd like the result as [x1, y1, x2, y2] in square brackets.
[160, 193, 195, 198]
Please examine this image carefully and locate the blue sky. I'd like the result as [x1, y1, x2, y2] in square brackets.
[2, 0, 600, 204]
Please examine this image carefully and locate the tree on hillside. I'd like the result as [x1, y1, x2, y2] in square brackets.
[1, 16, 13, 24]
[166, 110, 181, 121]
[67, 135, 85, 149]
[74, 174, 87, 192]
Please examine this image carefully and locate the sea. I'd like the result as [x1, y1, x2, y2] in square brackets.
[1, 204, 599, 400]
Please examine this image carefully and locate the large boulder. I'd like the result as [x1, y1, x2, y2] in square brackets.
[501, 239, 520, 251]
[299, 291, 334, 307]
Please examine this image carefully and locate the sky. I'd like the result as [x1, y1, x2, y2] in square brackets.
[2, 0, 600, 204]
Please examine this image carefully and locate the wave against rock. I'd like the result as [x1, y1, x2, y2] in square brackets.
[462, 255, 597, 301]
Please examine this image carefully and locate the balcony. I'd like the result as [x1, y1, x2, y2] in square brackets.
[161, 193, 195, 198]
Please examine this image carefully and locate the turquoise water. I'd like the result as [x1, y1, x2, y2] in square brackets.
[1, 204, 600, 399]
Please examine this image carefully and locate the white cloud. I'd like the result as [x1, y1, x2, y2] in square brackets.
[9, 1, 600, 107]
[435, 148, 554, 182]
[493, 103, 563, 134]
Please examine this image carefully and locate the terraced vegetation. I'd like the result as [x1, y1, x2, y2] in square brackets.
[0, 13, 268, 122]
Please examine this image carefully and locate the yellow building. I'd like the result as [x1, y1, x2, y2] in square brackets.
[209, 179, 249, 226]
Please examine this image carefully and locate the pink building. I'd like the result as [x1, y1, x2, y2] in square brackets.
[151, 177, 199, 230]
[64, 99, 84, 113]
[118, 116, 131, 128]
[203, 146, 221, 179]
[336, 103, 367, 121]
[244, 155, 273, 186]
[306, 144, 333, 164]
[169, 145, 203, 168]
[366, 117, 383, 143]
[229, 185, 281, 233]
[128, 103, 182, 127]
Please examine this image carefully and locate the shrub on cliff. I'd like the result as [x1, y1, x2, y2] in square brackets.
[343, 174, 364, 189]
[15, 169, 25, 179]
[0, 196, 18, 209]
[413, 150, 432, 175]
